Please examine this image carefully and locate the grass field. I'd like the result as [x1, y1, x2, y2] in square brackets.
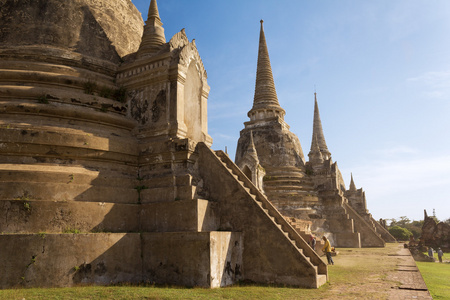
[0, 244, 426, 300]
[1, 284, 332, 300]
[416, 258, 450, 300]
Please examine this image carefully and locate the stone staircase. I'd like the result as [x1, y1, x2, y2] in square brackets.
[342, 202, 385, 247]
[214, 150, 327, 287]
[285, 217, 326, 256]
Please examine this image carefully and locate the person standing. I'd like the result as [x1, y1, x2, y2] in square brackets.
[437, 248, 444, 263]
[428, 247, 434, 258]
[310, 234, 316, 251]
[322, 236, 334, 265]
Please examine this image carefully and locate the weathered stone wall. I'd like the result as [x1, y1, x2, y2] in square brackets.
[140, 199, 218, 233]
[0, 0, 144, 212]
[0, 0, 143, 59]
[0, 232, 242, 288]
[0, 233, 142, 288]
[236, 123, 305, 168]
[0, 201, 140, 234]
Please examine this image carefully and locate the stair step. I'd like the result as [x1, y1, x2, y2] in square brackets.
[316, 274, 328, 287]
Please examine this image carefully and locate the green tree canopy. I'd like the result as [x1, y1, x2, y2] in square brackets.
[388, 226, 413, 241]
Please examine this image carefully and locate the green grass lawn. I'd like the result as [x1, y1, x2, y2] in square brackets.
[416, 259, 450, 300]
[0, 284, 331, 300]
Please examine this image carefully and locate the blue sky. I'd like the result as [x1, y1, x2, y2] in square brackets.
[131, 0, 450, 222]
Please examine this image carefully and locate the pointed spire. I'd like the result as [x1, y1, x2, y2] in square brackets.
[349, 173, 357, 191]
[148, 0, 161, 21]
[137, 0, 166, 57]
[310, 92, 331, 160]
[246, 131, 259, 160]
[248, 20, 285, 120]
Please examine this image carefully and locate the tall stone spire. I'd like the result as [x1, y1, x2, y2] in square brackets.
[349, 173, 357, 191]
[137, 0, 166, 57]
[246, 131, 259, 160]
[248, 20, 285, 121]
[310, 92, 331, 160]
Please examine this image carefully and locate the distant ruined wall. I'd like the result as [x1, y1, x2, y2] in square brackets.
[421, 214, 450, 250]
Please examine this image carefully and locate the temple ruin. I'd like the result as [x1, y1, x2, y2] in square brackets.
[421, 210, 450, 251]
[0, 0, 328, 289]
[235, 21, 395, 248]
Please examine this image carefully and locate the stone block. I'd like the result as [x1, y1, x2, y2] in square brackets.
[140, 199, 218, 233]
[141, 232, 242, 288]
[0, 200, 140, 233]
[335, 232, 361, 248]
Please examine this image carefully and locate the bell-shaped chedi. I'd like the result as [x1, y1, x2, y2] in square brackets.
[235, 20, 310, 226]
[236, 20, 305, 171]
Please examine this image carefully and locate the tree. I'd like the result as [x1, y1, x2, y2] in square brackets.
[407, 220, 423, 239]
[387, 217, 423, 239]
[388, 226, 413, 241]
[397, 216, 411, 227]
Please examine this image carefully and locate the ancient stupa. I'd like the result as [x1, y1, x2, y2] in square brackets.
[236, 21, 395, 249]
[0, 0, 327, 289]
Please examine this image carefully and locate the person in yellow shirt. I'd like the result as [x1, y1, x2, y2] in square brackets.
[322, 236, 334, 265]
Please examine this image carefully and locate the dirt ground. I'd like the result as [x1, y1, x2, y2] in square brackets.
[323, 243, 432, 300]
